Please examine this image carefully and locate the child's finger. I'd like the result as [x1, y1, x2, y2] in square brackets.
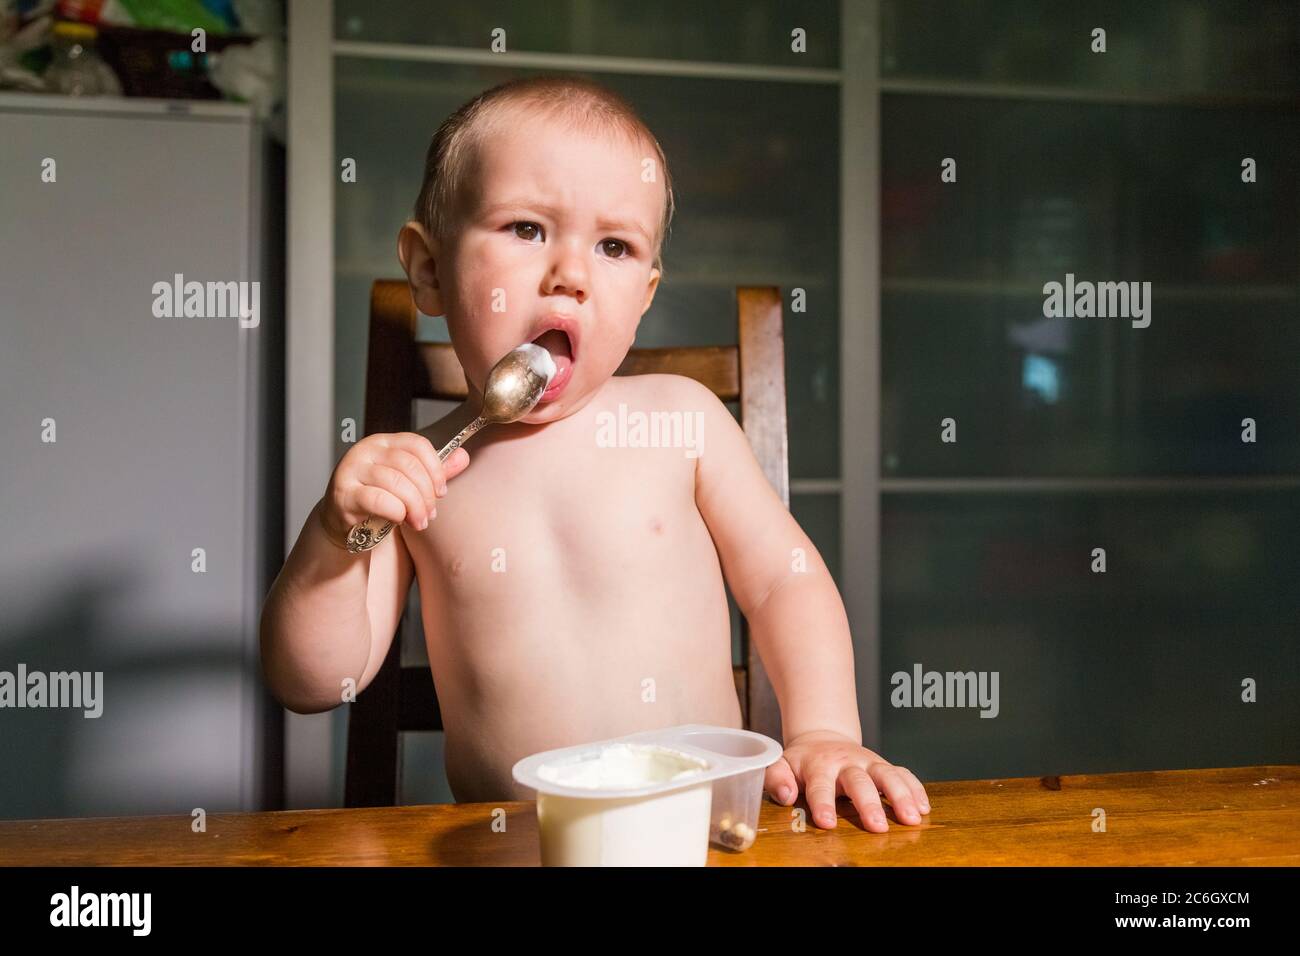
[840, 766, 888, 832]
[364, 463, 430, 529]
[896, 766, 932, 815]
[872, 764, 924, 826]
[442, 446, 470, 480]
[802, 769, 839, 829]
[355, 484, 407, 529]
[763, 758, 798, 805]
[394, 433, 451, 498]
[381, 446, 437, 509]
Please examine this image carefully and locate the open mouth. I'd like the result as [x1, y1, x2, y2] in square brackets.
[531, 327, 575, 401]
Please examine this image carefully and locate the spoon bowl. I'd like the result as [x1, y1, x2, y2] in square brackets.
[481, 342, 557, 424]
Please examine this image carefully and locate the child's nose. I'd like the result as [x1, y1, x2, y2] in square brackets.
[544, 250, 588, 301]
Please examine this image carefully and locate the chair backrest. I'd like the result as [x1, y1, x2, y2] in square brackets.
[345, 280, 788, 807]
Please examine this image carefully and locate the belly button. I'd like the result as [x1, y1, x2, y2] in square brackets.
[649, 517, 663, 535]
[449, 557, 465, 576]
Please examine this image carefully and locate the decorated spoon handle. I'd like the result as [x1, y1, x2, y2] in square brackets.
[344, 414, 488, 553]
[437, 414, 488, 461]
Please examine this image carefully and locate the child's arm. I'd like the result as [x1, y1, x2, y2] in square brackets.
[259, 434, 469, 713]
[684, 376, 859, 744]
[682, 375, 930, 831]
[258, 497, 412, 713]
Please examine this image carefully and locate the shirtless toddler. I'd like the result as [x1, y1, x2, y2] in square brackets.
[260, 74, 930, 832]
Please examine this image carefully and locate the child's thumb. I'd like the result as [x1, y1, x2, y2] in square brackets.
[443, 446, 470, 478]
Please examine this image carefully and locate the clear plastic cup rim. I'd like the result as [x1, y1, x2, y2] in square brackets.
[511, 723, 783, 800]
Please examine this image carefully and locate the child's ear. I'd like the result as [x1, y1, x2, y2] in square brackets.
[397, 221, 445, 317]
[641, 266, 661, 316]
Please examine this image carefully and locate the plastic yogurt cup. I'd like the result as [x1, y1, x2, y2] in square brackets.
[512, 724, 783, 866]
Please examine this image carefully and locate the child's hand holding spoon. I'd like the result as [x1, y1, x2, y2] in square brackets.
[320, 343, 556, 553]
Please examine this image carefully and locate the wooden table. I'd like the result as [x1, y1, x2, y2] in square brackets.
[2, 765, 1296, 866]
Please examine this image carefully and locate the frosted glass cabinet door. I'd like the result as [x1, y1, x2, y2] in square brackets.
[335, 0, 840, 68]
[880, 95, 1300, 478]
[880, 490, 1300, 781]
[877, 0, 1300, 782]
[881, 0, 1300, 94]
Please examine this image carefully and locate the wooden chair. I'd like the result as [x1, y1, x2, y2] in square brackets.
[344, 280, 789, 807]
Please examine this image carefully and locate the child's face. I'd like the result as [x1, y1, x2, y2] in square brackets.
[403, 109, 664, 424]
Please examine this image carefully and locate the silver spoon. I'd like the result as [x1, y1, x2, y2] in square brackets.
[344, 342, 556, 552]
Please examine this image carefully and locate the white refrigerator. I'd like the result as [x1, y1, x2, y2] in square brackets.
[0, 92, 284, 819]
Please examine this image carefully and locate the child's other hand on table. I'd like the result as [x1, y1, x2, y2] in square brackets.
[764, 730, 931, 832]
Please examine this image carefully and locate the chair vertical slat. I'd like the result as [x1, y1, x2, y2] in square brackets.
[364, 281, 419, 435]
[732, 664, 749, 727]
[343, 282, 419, 808]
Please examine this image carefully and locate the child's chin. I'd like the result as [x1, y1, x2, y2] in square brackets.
[520, 398, 570, 424]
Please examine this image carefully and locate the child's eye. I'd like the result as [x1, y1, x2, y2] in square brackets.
[600, 238, 630, 258]
[512, 221, 542, 241]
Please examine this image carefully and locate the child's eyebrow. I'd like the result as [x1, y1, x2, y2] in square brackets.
[596, 216, 651, 244]
[480, 199, 650, 244]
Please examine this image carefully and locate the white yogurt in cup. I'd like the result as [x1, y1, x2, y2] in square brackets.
[530, 743, 712, 866]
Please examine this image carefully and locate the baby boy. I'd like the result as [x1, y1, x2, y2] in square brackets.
[260, 74, 930, 832]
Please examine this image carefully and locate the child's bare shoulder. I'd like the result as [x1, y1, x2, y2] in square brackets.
[610, 372, 724, 410]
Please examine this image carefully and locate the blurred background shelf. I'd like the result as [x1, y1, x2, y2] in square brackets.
[333, 41, 841, 83]
[882, 277, 1297, 301]
[879, 77, 1300, 108]
[880, 476, 1300, 493]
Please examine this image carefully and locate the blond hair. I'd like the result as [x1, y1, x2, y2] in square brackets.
[412, 74, 675, 276]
